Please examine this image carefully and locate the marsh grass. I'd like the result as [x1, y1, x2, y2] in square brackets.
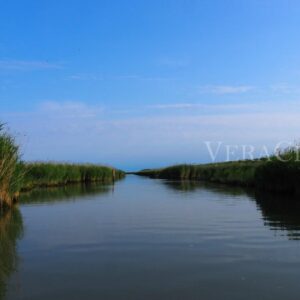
[137, 147, 300, 195]
[0, 124, 24, 209]
[255, 148, 300, 194]
[137, 161, 261, 185]
[0, 122, 125, 208]
[22, 162, 125, 190]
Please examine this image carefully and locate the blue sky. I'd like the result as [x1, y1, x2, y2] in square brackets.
[1, 0, 300, 170]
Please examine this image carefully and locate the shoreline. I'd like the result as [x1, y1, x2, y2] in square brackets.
[0, 162, 125, 209]
[133, 159, 300, 196]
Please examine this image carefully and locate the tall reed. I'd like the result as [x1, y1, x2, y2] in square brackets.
[0, 122, 125, 208]
[136, 147, 300, 195]
[0, 124, 24, 209]
[22, 162, 125, 190]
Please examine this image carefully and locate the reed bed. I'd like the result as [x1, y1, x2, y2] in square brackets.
[0, 124, 24, 209]
[136, 148, 300, 195]
[0, 122, 125, 208]
[22, 162, 125, 190]
[136, 160, 262, 186]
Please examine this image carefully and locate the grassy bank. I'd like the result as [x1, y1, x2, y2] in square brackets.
[22, 163, 125, 191]
[0, 161, 125, 208]
[136, 149, 300, 195]
[0, 124, 23, 208]
[0, 123, 125, 209]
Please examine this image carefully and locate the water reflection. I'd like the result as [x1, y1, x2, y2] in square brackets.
[163, 180, 300, 240]
[255, 192, 300, 240]
[0, 183, 114, 298]
[163, 179, 251, 196]
[19, 183, 113, 205]
[2, 177, 300, 300]
[0, 208, 23, 300]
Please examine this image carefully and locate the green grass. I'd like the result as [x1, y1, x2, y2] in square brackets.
[0, 122, 125, 208]
[0, 124, 24, 208]
[136, 148, 300, 195]
[136, 160, 262, 185]
[22, 162, 125, 190]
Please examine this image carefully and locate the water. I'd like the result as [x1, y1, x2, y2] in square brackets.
[1, 175, 300, 300]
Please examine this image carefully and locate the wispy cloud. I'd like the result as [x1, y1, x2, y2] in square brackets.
[3, 100, 300, 168]
[149, 102, 257, 111]
[0, 60, 63, 71]
[114, 74, 177, 81]
[68, 73, 103, 81]
[270, 83, 300, 94]
[158, 57, 190, 68]
[150, 103, 199, 109]
[199, 85, 254, 95]
[39, 101, 103, 118]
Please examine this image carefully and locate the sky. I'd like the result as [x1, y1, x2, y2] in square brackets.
[1, 0, 300, 171]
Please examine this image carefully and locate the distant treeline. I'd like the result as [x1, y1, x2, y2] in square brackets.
[136, 148, 300, 195]
[0, 123, 125, 209]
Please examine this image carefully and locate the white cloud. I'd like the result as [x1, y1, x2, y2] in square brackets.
[158, 57, 190, 68]
[2, 100, 300, 169]
[39, 101, 103, 118]
[68, 74, 103, 81]
[0, 60, 63, 71]
[149, 103, 256, 111]
[270, 83, 300, 94]
[199, 85, 254, 95]
[150, 103, 198, 109]
[114, 74, 177, 81]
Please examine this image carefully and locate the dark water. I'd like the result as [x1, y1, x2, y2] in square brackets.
[1, 175, 300, 300]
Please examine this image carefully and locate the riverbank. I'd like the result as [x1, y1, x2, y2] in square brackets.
[1, 162, 125, 209]
[135, 151, 300, 195]
[0, 123, 125, 209]
[22, 163, 125, 191]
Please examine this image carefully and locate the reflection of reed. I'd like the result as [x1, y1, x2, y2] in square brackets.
[19, 182, 113, 205]
[162, 179, 300, 240]
[254, 192, 300, 240]
[163, 179, 251, 196]
[0, 208, 23, 300]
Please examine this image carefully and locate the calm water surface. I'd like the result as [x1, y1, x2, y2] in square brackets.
[1, 175, 300, 299]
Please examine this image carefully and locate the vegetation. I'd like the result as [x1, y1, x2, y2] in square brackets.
[0, 122, 125, 209]
[136, 147, 300, 195]
[0, 124, 24, 209]
[136, 160, 263, 185]
[22, 162, 125, 191]
[0, 208, 23, 300]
